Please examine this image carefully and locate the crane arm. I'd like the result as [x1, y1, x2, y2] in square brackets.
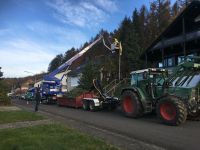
[44, 35, 104, 81]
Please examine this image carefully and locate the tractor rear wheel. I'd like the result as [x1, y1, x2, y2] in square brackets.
[157, 96, 187, 126]
[121, 90, 143, 118]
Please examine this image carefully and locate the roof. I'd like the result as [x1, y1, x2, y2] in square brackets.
[142, 0, 200, 58]
[130, 68, 166, 74]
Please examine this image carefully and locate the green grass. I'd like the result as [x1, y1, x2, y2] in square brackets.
[0, 110, 44, 124]
[0, 124, 118, 150]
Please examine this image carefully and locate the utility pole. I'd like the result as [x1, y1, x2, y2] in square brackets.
[111, 39, 123, 81]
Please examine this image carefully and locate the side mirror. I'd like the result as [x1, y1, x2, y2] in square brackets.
[143, 71, 148, 79]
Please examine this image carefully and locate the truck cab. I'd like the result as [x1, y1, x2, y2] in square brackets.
[41, 81, 59, 104]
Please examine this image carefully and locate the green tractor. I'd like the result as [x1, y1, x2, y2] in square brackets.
[121, 57, 200, 126]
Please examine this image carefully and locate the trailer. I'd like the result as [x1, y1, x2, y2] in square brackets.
[57, 92, 95, 108]
[57, 79, 120, 111]
[82, 79, 120, 111]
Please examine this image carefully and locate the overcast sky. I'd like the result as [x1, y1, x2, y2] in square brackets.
[0, 0, 175, 77]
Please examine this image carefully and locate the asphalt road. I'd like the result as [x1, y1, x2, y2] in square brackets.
[13, 99, 200, 150]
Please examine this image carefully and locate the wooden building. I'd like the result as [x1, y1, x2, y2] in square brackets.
[143, 0, 200, 68]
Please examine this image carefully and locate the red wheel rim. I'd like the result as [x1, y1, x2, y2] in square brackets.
[160, 103, 176, 121]
[123, 96, 134, 113]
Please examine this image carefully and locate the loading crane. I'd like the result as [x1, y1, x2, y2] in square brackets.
[41, 35, 115, 104]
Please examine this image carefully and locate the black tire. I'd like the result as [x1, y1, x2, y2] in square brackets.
[121, 90, 143, 118]
[156, 96, 187, 126]
[89, 101, 96, 112]
[83, 100, 89, 111]
[188, 109, 200, 120]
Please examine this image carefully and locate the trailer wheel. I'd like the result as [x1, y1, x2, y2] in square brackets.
[121, 90, 143, 118]
[157, 96, 187, 126]
[83, 100, 89, 111]
[89, 101, 96, 112]
[188, 109, 200, 120]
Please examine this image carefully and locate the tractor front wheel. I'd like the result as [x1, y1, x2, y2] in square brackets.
[157, 96, 187, 126]
[121, 90, 143, 118]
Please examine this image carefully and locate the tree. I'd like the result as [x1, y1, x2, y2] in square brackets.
[48, 54, 63, 72]
[138, 5, 148, 49]
[116, 16, 143, 76]
[78, 62, 99, 90]
[47, 0, 184, 79]
[0, 67, 3, 78]
[62, 48, 78, 63]
[171, 1, 180, 19]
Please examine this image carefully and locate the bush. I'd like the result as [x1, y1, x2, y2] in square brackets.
[0, 91, 11, 105]
[64, 88, 86, 98]
[0, 82, 11, 105]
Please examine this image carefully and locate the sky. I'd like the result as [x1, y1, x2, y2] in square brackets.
[0, 0, 175, 78]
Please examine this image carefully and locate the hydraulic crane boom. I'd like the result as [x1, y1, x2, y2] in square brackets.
[41, 35, 114, 103]
[43, 35, 104, 83]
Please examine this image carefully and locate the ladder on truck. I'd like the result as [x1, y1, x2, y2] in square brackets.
[103, 78, 130, 97]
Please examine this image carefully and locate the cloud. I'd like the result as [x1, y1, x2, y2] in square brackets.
[0, 20, 90, 77]
[0, 39, 56, 77]
[26, 21, 88, 48]
[95, 0, 118, 13]
[46, 0, 118, 27]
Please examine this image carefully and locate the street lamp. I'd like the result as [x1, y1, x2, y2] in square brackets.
[24, 71, 36, 85]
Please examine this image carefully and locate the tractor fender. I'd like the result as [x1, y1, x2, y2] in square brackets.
[121, 87, 146, 108]
[156, 94, 180, 103]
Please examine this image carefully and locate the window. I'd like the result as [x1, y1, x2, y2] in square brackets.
[131, 74, 137, 85]
[131, 73, 144, 85]
[168, 58, 173, 67]
[159, 62, 163, 68]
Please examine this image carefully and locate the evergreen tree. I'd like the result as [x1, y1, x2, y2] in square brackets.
[78, 62, 99, 90]
[138, 5, 148, 49]
[171, 1, 180, 19]
[48, 54, 63, 72]
[62, 48, 78, 63]
[147, 2, 158, 45]
[47, 0, 189, 79]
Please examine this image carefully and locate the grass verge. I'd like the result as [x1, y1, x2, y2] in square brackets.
[0, 110, 44, 124]
[0, 124, 118, 150]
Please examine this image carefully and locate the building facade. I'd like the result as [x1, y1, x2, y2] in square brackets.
[143, 1, 200, 68]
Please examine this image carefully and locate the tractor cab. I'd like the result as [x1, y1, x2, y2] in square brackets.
[130, 68, 168, 99]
